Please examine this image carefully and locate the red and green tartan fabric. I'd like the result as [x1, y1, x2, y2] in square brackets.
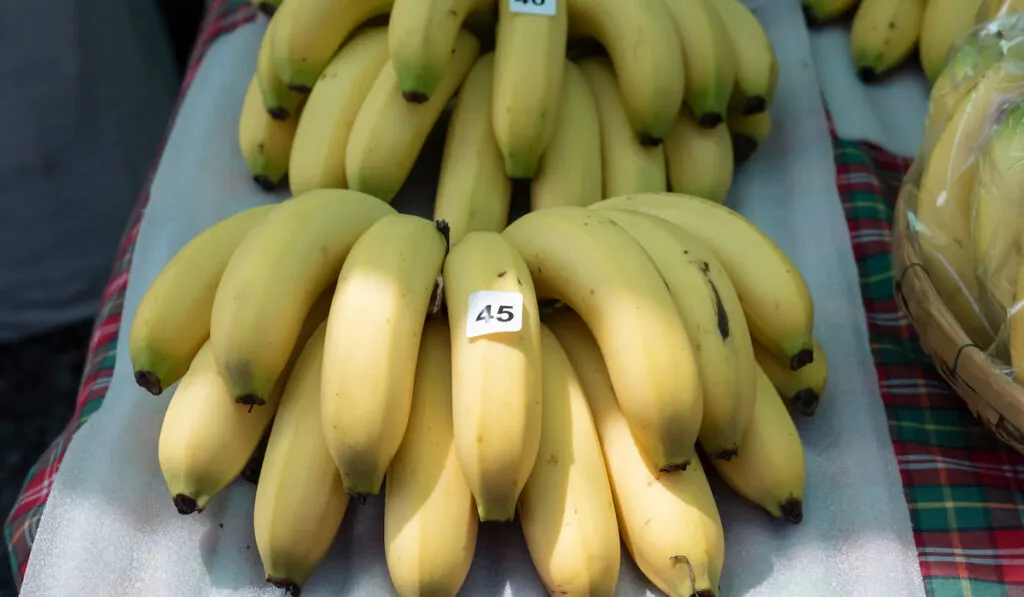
[6, 1, 1024, 593]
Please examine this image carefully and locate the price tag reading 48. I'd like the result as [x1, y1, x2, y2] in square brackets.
[509, 0, 556, 16]
[465, 291, 525, 338]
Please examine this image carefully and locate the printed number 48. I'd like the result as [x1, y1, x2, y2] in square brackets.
[512, 0, 547, 5]
[475, 304, 515, 323]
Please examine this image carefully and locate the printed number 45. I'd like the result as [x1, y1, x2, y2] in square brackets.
[476, 304, 515, 323]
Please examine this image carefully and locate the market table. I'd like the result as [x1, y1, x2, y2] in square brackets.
[7, 0, 1024, 595]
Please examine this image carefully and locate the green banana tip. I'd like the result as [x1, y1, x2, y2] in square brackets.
[266, 576, 301, 596]
[134, 370, 163, 396]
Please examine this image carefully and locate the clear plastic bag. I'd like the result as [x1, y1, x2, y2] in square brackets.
[977, 0, 1024, 24]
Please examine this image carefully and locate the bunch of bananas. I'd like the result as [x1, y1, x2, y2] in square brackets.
[238, 0, 778, 230]
[133, 186, 826, 596]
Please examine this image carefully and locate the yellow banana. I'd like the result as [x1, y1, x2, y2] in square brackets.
[664, 106, 734, 203]
[519, 325, 620, 596]
[131, 204, 276, 395]
[210, 189, 395, 405]
[546, 310, 725, 597]
[664, 0, 737, 127]
[256, 16, 306, 120]
[727, 107, 772, 166]
[919, 0, 986, 82]
[502, 207, 702, 471]
[711, 364, 806, 524]
[567, 0, 685, 143]
[442, 231, 542, 522]
[271, 0, 394, 91]
[591, 193, 816, 370]
[530, 60, 602, 210]
[384, 319, 478, 597]
[346, 30, 480, 201]
[849, 0, 926, 82]
[321, 214, 448, 496]
[432, 53, 512, 245]
[491, 0, 568, 178]
[711, 0, 778, 114]
[578, 57, 667, 198]
[252, 0, 282, 16]
[287, 26, 391, 195]
[753, 337, 828, 416]
[254, 323, 349, 595]
[801, 0, 861, 24]
[1010, 261, 1024, 382]
[239, 75, 301, 190]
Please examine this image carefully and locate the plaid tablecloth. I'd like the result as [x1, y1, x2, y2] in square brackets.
[7, 1, 1024, 594]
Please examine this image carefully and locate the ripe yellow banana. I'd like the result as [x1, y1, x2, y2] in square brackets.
[546, 310, 725, 597]
[346, 30, 480, 201]
[491, 0, 568, 178]
[502, 207, 702, 471]
[442, 231, 542, 521]
[591, 193, 816, 370]
[530, 60, 602, 210]
[210, 189, 395, 405]
[919, 0, 985, 82]
[578, 57, 667, 198]
[131, 204, 276, 395]
[664, 0, 736, 127]
[1010, 261, 1024, 383]
[519, 325, 620, 596]
[288, 26, 390, 195]
[567, 0, 684, 144]
[433, 53, 512, 246]
[711, 364, 806, 524]
[753, 337, 828, 416]
[384, 319, 478, 597]
[849, 0, 926, 82]
[711, 0, 778, 114]
[602, 209, 757, 460]
[727, 107, 772, 166]
[254, 323, 349, 595]
[664, 106, 734, 203]
[256, 16, 306, 120]
[802, 0, 860, 24]
[252, 0, 282, 16]
[389, 0, 494, 101]
[271, 0, 394, 91]
[320, 214, 448, 496]
[158, 293, 331, 514]
[913, 60, 1024, 347]
[239, 75, 301, 190]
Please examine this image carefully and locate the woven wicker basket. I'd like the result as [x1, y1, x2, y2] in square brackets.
[891, 186, 1024, 454]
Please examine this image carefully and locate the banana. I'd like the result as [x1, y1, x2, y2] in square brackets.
[254, 323, 349, 595]
[530, 60, 602, 210]
[389, 0, 494, 101]
[1010, 261, 1024, 383]
[919, 0, 986, 82]
[913, 60, 1024, 347]
[546, 310, 725, 597]
[753, 337, 828, 416]
[578, 57, 667, 198]
[801, 0, 861, 24]
[849, 0, 926, 82]
[287, 26, 391, 195]
[321, 215, 448, 496]
[256, 16, 306, 120]
[491, 0, 568, 178]
[271, 0, 394, 91]
[158, 292, 331, 514]
[664, 106, 734, 203]
[131, 204, 276, 395]
[239, 75, 301, 190]
[664, 0, 736, 127]
[567, 0, 684, 144]
[433, 53, 512, 245]
[384, 319, 478, 597]
[210, 189, 395, 406]
[590, 193, 816, 370]
[726, 108, 772, 166]
[978, 0, 1024, 22]
[711, 364, 806, 524]
[519, 325, 620, 596]
[711, 0, 778, 114]
[442, 231, 542, 521]
[602, 210, 756, 459]
[502, 207, 702, 471]
[252, 0, 282, 16]
[346, 30, 480, 202]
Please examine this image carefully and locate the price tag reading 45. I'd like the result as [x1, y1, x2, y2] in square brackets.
[509, 0, 556, 16]
[465, 291, 525, 338]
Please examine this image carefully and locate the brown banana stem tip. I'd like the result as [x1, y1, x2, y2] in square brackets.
[402, 91, 429, 104]
[236, 394, 267, 407]
[172, 494, 200, 515]
[857, 68, 877, 84]
[741, 96, 767, 116]
[252, 175, 278, 192]
[256, 2, 277, 17]
[638, 133, 663, 147]
[801, 5, 819, 26]
[709, 447, 738, 461]
[694, 590, 717, 597]
[659, 459, 691, 473]
[789, 348, 814, 371]
[697, 112, 724, 128]
[791, 389, 820, 417]
[267, 576, 301, 596]
[134, 371, 163, 396]
[781, 498, 803, 524]
[731, 134, 758, 165]
[286, 84, 311, 94]
[267, 106, 290, 121]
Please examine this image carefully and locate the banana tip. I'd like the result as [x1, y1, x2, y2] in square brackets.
[266, 106, 290, 121]
[694, 590, 717, 597]
[402, 91, 429, 104]
[741, 96, 767, 116]
[857, 67, 877, 84]
[709, 447, 738, 461]
[659, 459, 691, 474]
[286, 83, 311, 94]
[172, 494, 200, 515]
[697, 112, 724, 128]
[731, 134, 758, 165]
[256, 3, 276, 17]
[801, 5, 820, 26]
[252, 175, 279, 192]
[266, 576, 301, 596]
[781, 498, 803, 524]
[134, 370, 163, 395]
[791, 389, 820, 416]
[789, 349, 814, 371]
[235, 394, 267, 407]
[638, 133, 664, 147]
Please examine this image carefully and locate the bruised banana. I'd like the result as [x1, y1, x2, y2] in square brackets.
[664, 106, 734, 204]
[239, 74, 301, 190]
[753, 337, 828, 417]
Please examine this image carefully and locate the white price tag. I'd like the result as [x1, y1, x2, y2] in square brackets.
[466, 291, 524, 338]
[509, 0, 556, 16]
